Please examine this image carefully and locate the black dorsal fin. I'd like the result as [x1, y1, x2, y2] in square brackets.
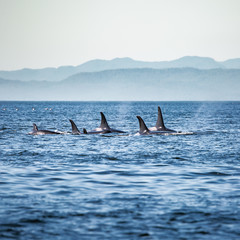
[99, 112, 110, 130]
[33, 123, 38, 132]
[155, 106, 166, 130]
[83, 128, 88, 134]
[137, 116, 149, 133]
[69, 119, 80, 134]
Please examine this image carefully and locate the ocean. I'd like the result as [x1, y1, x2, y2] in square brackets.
[0, 101, 240, 239]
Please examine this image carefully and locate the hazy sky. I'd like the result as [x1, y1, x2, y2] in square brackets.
[0, 0, 240, 70]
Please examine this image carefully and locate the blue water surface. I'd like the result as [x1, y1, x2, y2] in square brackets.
[0, 101, 240, 239]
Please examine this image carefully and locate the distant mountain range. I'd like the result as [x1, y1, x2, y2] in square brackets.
[1, 56, 240, 82]
[1, 68, 239, 101]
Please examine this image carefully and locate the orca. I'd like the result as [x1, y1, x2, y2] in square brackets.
[86, 112, 125, 134]
[148, 106, 176, 132]
[69, 119, 81, 135]
[29, 123, 61, 135]
[137, 116, 168, 135]
[68, 117, 112, 135]
[69, 119, 98, 135]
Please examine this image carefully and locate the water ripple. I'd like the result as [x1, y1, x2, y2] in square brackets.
[0, 101, 240, 239]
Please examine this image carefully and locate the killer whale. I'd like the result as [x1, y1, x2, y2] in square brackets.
[68, 113, 122, 135]
[69, 119, 81, 135]
[29, 123, 61, 135]
[136, 116, 167, 135]
[69, 119, 92, 134]
[86, 112, 125, 134]
[149, 106, 177, 133]
[69, 118, 111, 135]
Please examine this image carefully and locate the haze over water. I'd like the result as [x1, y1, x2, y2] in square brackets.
[0, 101, 240, 239]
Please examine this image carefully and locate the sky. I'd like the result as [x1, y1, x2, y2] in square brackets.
[0, 0, 240, 70]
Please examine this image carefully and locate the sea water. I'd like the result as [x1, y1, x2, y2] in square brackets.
[0, 101, 240, 239]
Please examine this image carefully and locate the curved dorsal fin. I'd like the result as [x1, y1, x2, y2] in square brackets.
[99, 112, 110, 130]
[33, 123, 38, 132]
[137, 116, 149, 133]
[69, 119, 80, 134]
[155, 106, 166, 130]
[83, 128, 88, 134]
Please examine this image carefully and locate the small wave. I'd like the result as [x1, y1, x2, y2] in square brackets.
[207, 171, 231, 176]
[0, 223, 23, 228]
[193, 130, 220, 135]
[193, 171, 231, 176]
[106, 156, 119, 161]
[20, 218, 45, 224]
[0, 127, 9, 131]
[53, 190, 73, 195]
[169, 131, 194, 135]
[100, 135, 115, 138]
[173, 156, 189, 161]
[5, 150, 43, 157]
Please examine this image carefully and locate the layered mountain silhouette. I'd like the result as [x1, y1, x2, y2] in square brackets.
[0, 56, 240, 101]
[1, 56, 240, 82]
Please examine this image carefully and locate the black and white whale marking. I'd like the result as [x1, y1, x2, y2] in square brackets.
[136, 116, 168, 135]
[69, 113, 125, 135]
[69, 119, 81, 135]
[86, 112, 125, 134]
[29, 123, 61, 135]
[149, 106, 177, 132]
[69, 119, 97, 134]
[136, 107, 192, 135]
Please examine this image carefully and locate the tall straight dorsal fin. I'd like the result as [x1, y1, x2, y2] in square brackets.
[33, 123, 38, 132]
[69, 119, 80, 134]
[155, 106, 166, 130]
[137, 116, 149, 133]
[99, 112, 110, 129]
